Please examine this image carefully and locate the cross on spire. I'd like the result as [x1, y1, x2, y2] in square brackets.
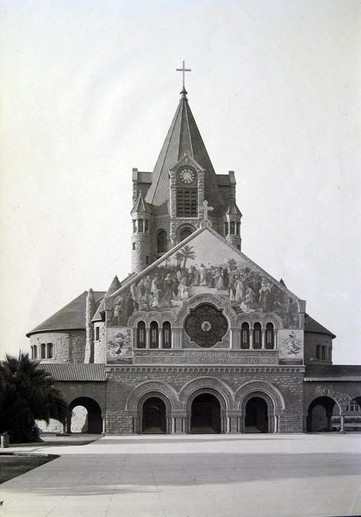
[176, 60, 192, 90]
[202, 200, 213, 221]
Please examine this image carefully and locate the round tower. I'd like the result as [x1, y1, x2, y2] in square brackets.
[131, 191, 152, 273]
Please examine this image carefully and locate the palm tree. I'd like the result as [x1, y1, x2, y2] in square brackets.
[179, 245, 196, 269]
[0, 352, 67, 443]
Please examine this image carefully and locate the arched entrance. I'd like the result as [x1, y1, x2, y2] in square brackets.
[191, 393, 221, 434]
[67, 397, 102, 434]
[245, 397, 269, 433]
[307, 396, 340, 432]
[142, 397, 166, 434]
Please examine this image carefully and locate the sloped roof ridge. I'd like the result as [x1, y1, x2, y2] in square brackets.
[304, 314, 336, 338]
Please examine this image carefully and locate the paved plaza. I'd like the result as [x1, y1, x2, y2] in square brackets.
[1, 433, 361, 516]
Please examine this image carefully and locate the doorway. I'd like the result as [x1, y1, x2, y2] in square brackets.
[191, 393, 221, 433]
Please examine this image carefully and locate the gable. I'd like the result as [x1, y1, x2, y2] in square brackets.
[107, 227, 302, 330]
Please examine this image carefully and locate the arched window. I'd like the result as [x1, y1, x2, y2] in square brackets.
[236, 222, 240, 235]
[180, 228, 192, 242]
[137, 321, 146, 348]
[224, 222, 228, 236]
[321, 346, 326, 360]
[241, 322, 250, 349]
[265, 323, 274, 349]
[230, 221, 235, 234]
[41, 343, 46, 359]
[316, 344, 321, 360]
[163, 322, 172, 349]
[157, 230, 167, 254]
[138, 219, 144, 232]
[150, 321, 159, 349]
[31, 345, 37, 359]
[253, 323, 262, 349]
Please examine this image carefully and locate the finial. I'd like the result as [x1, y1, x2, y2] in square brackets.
[176, 60, 191, 93]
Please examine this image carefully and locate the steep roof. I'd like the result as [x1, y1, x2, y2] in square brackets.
[145, 89, 224, 212]
[304, 314, 336, 338]
[92, 276, 121, 323]
[27, 291, 105, 336]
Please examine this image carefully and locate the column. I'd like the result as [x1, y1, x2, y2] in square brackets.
[261, 330, 266, 349]
[249, 331, 254, 350]
[145, 327, 150, 349]
[159, 328, 163, 349]
[339, 414, 345, 433]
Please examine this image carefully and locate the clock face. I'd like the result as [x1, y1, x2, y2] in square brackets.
[179, 167, 195, 184]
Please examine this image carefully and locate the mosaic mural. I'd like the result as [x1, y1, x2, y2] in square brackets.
[108, 230, 300, 329]
[106, 327, 133, 363]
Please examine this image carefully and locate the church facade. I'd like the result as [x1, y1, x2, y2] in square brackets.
[27, 84, 361, 435]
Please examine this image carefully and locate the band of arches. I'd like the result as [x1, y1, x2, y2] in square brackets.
[241, 322, 275, 349]
[315, 344, 332, 361]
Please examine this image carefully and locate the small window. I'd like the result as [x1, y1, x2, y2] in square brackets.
[230, 221, 235, 234]
[265, 323, 274, 349]
[137, 321, 146, 348]
[316, 344, 321, 360]
[163, 322, 172, 349]
[224, 222, 228, 236]
[321, 345, 326, 360]
[138, 219, 144, 232]
[241, 322, 250, 349]
[145, 219, 149, 232]
[132, 220, 136, 233]
[146, 256, 150, 265]
[46, 343, 53, 358]
[180, 228, 192, 241]
[95, 327, 100, 341]
[253, 323, 262, 349]
[236, 222, 240, 235]
[41, 343, 46, 359]
[150, 321, 159, 349]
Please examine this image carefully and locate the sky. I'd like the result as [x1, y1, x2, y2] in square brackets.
[0, 0, 360, 364]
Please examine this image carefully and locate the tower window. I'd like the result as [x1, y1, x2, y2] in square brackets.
[41, 343, 46, 359]
[145, 219, 149, 232]
[236, 222, 240, 235]
[316, 344, 321, 359]
[230, 221, 235, 234]
[133, 220, 136, 233]
[132, 242, 136, 250]
[95, 327, 100, 341]
[176, 189, 197, 217]
[138, 219, 144, 232]
[224, 222, 228, 236]
[146, 256, 150, 265]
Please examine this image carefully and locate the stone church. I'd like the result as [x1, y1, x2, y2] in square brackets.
[27, 78, 361, 435]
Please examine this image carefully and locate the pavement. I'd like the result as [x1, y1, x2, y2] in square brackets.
[1, 433, 361, 517]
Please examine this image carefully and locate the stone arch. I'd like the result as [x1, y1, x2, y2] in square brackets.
[67, 396, 103, 434]
[235, 381, 286, 414]
[235, 381, 285, 433]
[179, 377, 234, 410]
[306, 396, 341, 432]
[128, 311, 175, 327]
[126, 380, 180, 412]
[177, 223, 196, 243]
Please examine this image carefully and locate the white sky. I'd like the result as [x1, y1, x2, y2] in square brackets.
[1, 0, 360, 364]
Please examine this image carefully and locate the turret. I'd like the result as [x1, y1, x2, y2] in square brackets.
[223, 171, 242, 250]
[131, 191, 152, 273]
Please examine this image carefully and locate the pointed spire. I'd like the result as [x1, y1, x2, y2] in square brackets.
[131, 191, 151, 214]
[226, 197, 242, 217]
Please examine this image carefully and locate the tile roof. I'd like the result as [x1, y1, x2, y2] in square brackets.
[305, 364, 361, 382]
[304, 314, 336, 338]
[27, 291, 105, 336]
[40, 363, 106, 381]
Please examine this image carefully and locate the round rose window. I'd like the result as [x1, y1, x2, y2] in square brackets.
[184, 304, 228, 348]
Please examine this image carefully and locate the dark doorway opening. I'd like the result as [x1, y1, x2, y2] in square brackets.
[307, 396, 339, 432]
[142, 397, 166, 434]
[245, 397, 268, 433]
[191, 393, 221, 433]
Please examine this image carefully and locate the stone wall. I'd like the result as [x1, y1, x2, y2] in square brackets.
[304, 332, 332, 365]
[30, 330, 86, 363]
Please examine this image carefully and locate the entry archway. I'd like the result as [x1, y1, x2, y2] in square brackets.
[191, 393, 221, 434]
[245, 397, 268, 433]
[307, 396, 340, 432]
[142, 397, 166, 434]
[67, 397, 102, 434]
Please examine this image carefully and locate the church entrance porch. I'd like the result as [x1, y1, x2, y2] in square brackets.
[142, 397, 167, 434]
[190, 393, 221, 434]
[67, 397, 103, 434]
[245, 397, 269, 433]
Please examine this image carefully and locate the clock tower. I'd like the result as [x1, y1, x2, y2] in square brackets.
[131, 84, 242, 274]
